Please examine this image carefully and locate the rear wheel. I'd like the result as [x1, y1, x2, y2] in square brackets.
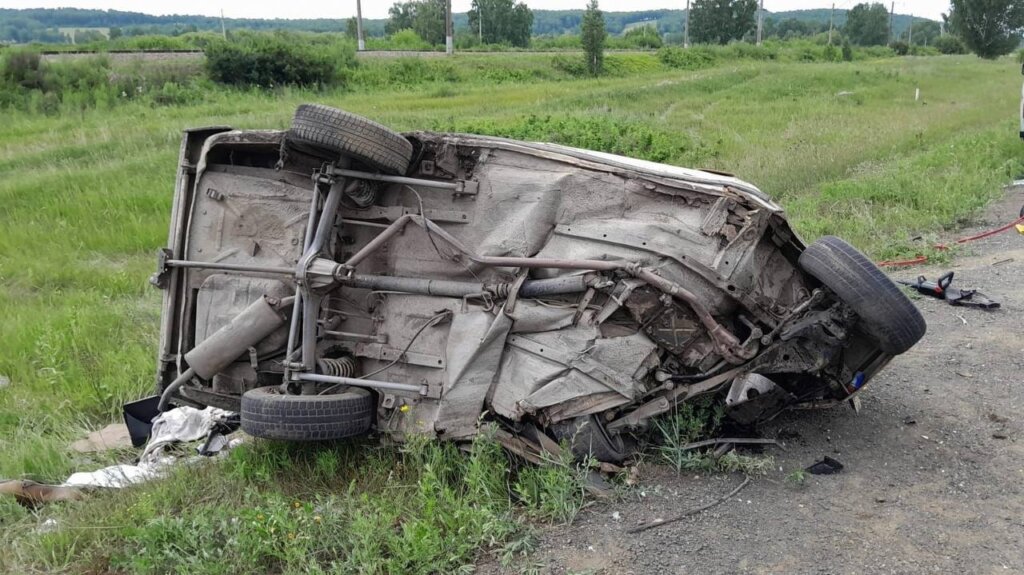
[551, 415, 637, 465]
[798, 236, 926, 355]
[288, 104, 413, 175]
[240, 386, 374, 441]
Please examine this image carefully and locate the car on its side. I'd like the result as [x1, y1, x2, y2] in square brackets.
[151, 104, 925, 462]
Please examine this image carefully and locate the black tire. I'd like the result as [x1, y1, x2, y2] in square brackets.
[288, 104, 413, 175]
[798, 236, 926, 355]
[551, 415, 637, 464]
[240, 386, 374, 441]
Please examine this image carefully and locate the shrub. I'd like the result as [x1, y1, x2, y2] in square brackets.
[933, 35, 967, 55]
[388, 29, 434, 51]
[910, 45, 940, 57]
[657, 46, 716, 70]
[551, 54, 588, 76]
[842, 39, 854, 61]
[824, 44, 841, 62]
[890, 41, 910, 56]
[205, 31, 352, 87]
[1, 48, 43, 89]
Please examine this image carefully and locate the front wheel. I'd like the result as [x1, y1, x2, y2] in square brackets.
[798, 236, 926, 355]
[240, 386, 374, 441]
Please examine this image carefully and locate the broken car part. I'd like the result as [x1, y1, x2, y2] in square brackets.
[149, 104, 927, 463]
[898, 272, 1000, 310]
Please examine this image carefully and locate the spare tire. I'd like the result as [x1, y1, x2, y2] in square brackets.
[240, 386, 374, 441]
[798, 236, 926, 355]
[288, 104, 413, 175]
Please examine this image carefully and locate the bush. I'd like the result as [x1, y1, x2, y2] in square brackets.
[657, 46, 716, 70]
[933, 36, 967, 55]
[205, 31, 353, 87]
[551, 54, 588, 76]
[607, 25, 663, 50]
[385, 29, 434, 51]
[910, 45, 940, 57]
[842, 39, 854, 61]
[1, 48, 43, 89]
[531, 34, 582, 50]
[890, 41, 910, 56]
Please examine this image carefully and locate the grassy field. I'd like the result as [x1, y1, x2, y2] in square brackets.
[1, 53, 1022, 573]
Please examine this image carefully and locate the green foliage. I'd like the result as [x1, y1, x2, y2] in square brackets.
[904, 20, 942, 46]
[845, 2, 890, 46]
[513, 447, 590, 523]
[652, 400, 773, 475]
[842, 38, 854, 61]
[1, 48, 43, 89]
[373, 29, 434, 51]
[531, 34, 583, 50]
[786, 468, 809, 486]
[613, 24, 663, 49]
[581, 0, 606, 75]
[933, 35, 968, 54]
[6, 435, 579, 574]
[891, 40, 910, 55]
[436, 113, 707, 164]
[948, 0, 1024, 59]
[658, 45, 717, 70]
[204, 31, 354, 87]
[387, 0, 448, 46]
[690, 0, 758, 45]
[468, 0, 533, 48]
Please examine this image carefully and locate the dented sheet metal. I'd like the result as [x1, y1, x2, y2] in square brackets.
[152, 106, 925, 460]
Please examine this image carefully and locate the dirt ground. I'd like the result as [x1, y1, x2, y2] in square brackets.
[501, 188, 1024, 575]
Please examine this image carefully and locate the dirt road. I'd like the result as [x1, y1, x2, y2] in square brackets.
[509, 189, 1024, 575]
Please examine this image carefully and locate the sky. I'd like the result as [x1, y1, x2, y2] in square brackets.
[0, 0, 951, 22]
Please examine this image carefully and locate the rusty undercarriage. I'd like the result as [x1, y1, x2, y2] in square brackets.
[152, 104, 926, 462]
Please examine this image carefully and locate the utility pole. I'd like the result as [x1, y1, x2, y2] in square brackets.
[220, 9, 227, 40]
[828, 2, 835, 45]
[445, 0, 453, 55]
[888, 1, 894, 44]
[908, 13, 913, 45]
[479, 3, 483, 42]
[684, 0, 690, 48]
[756, 0, 764, 45]
[356, 0, 365, 51]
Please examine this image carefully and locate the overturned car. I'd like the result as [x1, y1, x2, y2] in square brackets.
[152, 104, 925, 462]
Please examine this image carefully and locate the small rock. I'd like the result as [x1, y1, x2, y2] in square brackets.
[992, 433, 1008, 440]
[0, 375, 9, 389]
[611, 511, 621, 521]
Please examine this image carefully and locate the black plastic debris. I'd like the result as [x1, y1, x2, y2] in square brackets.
[122, 395, 161, 447]
[806, 456, 845, 475]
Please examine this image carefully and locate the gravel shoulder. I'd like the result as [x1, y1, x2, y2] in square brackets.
[499, 188, 1024, 575]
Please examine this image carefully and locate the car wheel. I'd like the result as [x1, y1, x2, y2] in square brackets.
[551, 415, 637, 464]
[798, 236, 926, 355]
[240, 386, 374, 441]
[288, 104, 413, 175]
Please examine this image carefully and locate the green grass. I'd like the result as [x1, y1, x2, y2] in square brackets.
[1, 53, 1022, 572]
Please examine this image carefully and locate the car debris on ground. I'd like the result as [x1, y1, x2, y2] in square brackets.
[898, 272, 1000, 309]
[0, 406, 239, 507]
[140, 103, 929, 465]
[805, 456, 845, 475]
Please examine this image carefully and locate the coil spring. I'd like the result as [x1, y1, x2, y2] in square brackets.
[317, 356, 356, 378]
